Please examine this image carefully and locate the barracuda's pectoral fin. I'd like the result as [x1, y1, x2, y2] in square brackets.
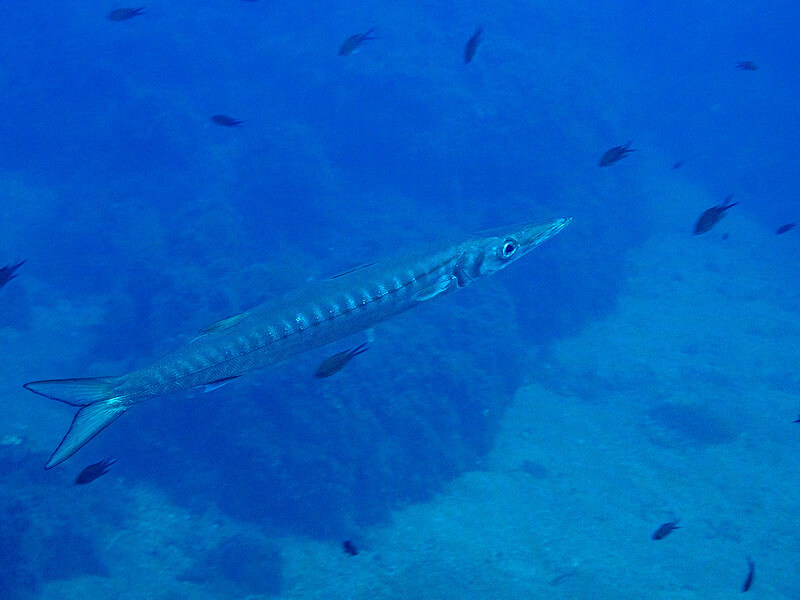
[23, 377, 128, 469]
[200, 313, 246, 334]
[412, 274, 456, 302]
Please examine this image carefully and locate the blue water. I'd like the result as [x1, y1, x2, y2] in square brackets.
[1, 1, 798, 598]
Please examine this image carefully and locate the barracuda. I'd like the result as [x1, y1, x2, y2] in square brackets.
[25, 217, 571, 468]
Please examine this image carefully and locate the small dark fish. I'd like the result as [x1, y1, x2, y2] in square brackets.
[315, 343, 369, 378]
[793, 414, 800, 423]
[693, 194, 739, 235]
[741, 556, 755, 592]
[463, 27, 483, 64]
[211, 114, 244, 127]
[74, 458, 117, 484]
[598, 142, 635, 167]
[107, 7, 145, 21]
[671, 161, 683, 170]
[651, 519, 680, 540]
[0, 260, 25, 290]
[342, 540, 358, 556]
[776, 222, 798, 234]
[338, 28, 376, 56]
[736, 61, 758, 71]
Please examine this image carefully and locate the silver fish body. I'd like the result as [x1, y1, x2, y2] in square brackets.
[25, 217, 571, 467]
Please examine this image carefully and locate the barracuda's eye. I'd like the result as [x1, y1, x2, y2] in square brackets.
[501, 239, 518, 258]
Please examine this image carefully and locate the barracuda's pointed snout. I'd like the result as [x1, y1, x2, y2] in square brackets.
[515, 217, 573, 254]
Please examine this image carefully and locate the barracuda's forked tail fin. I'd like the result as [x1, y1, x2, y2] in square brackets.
[23, 377, 128, 469]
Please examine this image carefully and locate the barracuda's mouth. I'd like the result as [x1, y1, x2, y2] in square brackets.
[517, 217, 573, 252]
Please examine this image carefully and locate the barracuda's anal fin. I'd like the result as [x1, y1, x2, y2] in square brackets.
[24, 377, 128, 469]
[200, 313, 246, 334]
[203, 376, 240, 392]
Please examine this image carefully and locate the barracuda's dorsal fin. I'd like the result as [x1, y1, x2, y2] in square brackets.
[329, 262, 376, 280]
[200, 313, 246, 334]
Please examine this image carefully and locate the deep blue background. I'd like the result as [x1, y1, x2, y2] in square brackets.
[0, 2, 798, 593]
